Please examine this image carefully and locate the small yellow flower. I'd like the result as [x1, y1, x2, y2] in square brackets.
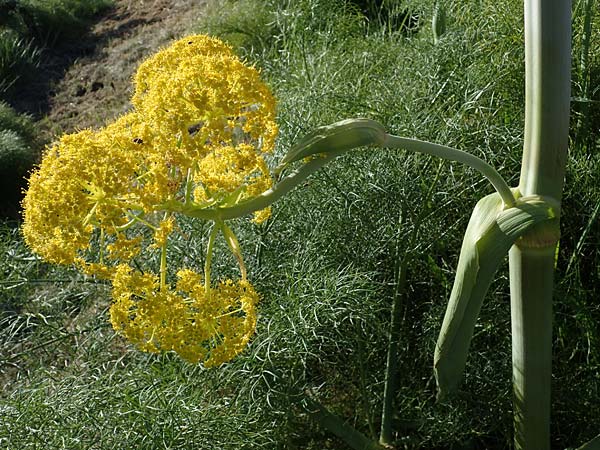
[152, 216, 175, 248]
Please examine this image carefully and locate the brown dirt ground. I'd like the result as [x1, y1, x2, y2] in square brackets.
[38, 0, 208, 140]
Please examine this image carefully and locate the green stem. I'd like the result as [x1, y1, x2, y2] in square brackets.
[123, 210, 158, 231]
[576, 433, 600, 450]
[185, 167, 194, 204]
[159, 241, 167, 291]
[383, 135, 516, 207]
[520, 0, 571, 201]
[180, 134, 514, 222]
[181, 151, 340, 221]
[510, 1, 571, 448]
[301, 393, 385, 450]
[204, 222, 221, 295]
[221, 222, 248, 280]
[99, 227, 104, 264]
[509, 245, 555, 450]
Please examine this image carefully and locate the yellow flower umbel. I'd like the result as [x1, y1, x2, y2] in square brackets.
[22, 34, 277, 366]
[110, 266, 258, 366]
[132, 34, 277, 221]
[22, 114, 151, 277]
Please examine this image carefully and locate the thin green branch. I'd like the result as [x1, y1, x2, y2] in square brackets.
[383, 135, 516, 207]
[301, 393, 386, 450]
[221, 221, 248, 281]
[178, 128, 515, 222]
[180, 150, 341, 221]
[379, 161, 444, 446]
[159, 241, 167, 291]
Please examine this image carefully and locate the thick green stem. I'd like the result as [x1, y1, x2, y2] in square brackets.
[180, 134, 514, 222]
[509, 244, 555, 450]
[520, 0, 571, 201]
[510, 1, 571, 448]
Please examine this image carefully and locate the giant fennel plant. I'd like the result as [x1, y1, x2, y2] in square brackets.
[21, 1, 598, 448]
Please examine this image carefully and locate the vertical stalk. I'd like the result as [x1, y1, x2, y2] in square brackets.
[510, 1, 571, 449]
[509, 244, 555, 450]
[379, 248, 410, 446]
[160, 241, 167, 290]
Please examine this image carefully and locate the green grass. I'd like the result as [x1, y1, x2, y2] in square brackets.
[0, 0, 113, 215]
[0, 100, 35, 142]
[0, 0, 113, 102]
[0, 28, 40, 97]
[1, 0, 599, 449]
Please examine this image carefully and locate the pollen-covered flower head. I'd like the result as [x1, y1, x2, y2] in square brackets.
[22, 114, 152, 275]
[23, 34, 278, 272]
[132, 35, 278, 214]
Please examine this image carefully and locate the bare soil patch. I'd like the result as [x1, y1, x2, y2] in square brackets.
[37, 0, 207, 140]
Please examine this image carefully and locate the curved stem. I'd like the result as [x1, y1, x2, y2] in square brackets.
[179, 132, 515, 221]
[383, 135, 516, 207]
[181, 151, 341, 221]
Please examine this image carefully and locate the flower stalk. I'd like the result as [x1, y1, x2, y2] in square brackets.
[204, 221, 221, 295]
[181, 122, 516, 222]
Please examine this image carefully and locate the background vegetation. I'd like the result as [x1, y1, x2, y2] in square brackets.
[0, 0, 112, 218]
[1, 0, 599, 448]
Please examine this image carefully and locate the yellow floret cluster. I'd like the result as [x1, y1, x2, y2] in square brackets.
[132, 34, 277, 209]
[22, 35, 276, 366]
[110, 266, 258, 366]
